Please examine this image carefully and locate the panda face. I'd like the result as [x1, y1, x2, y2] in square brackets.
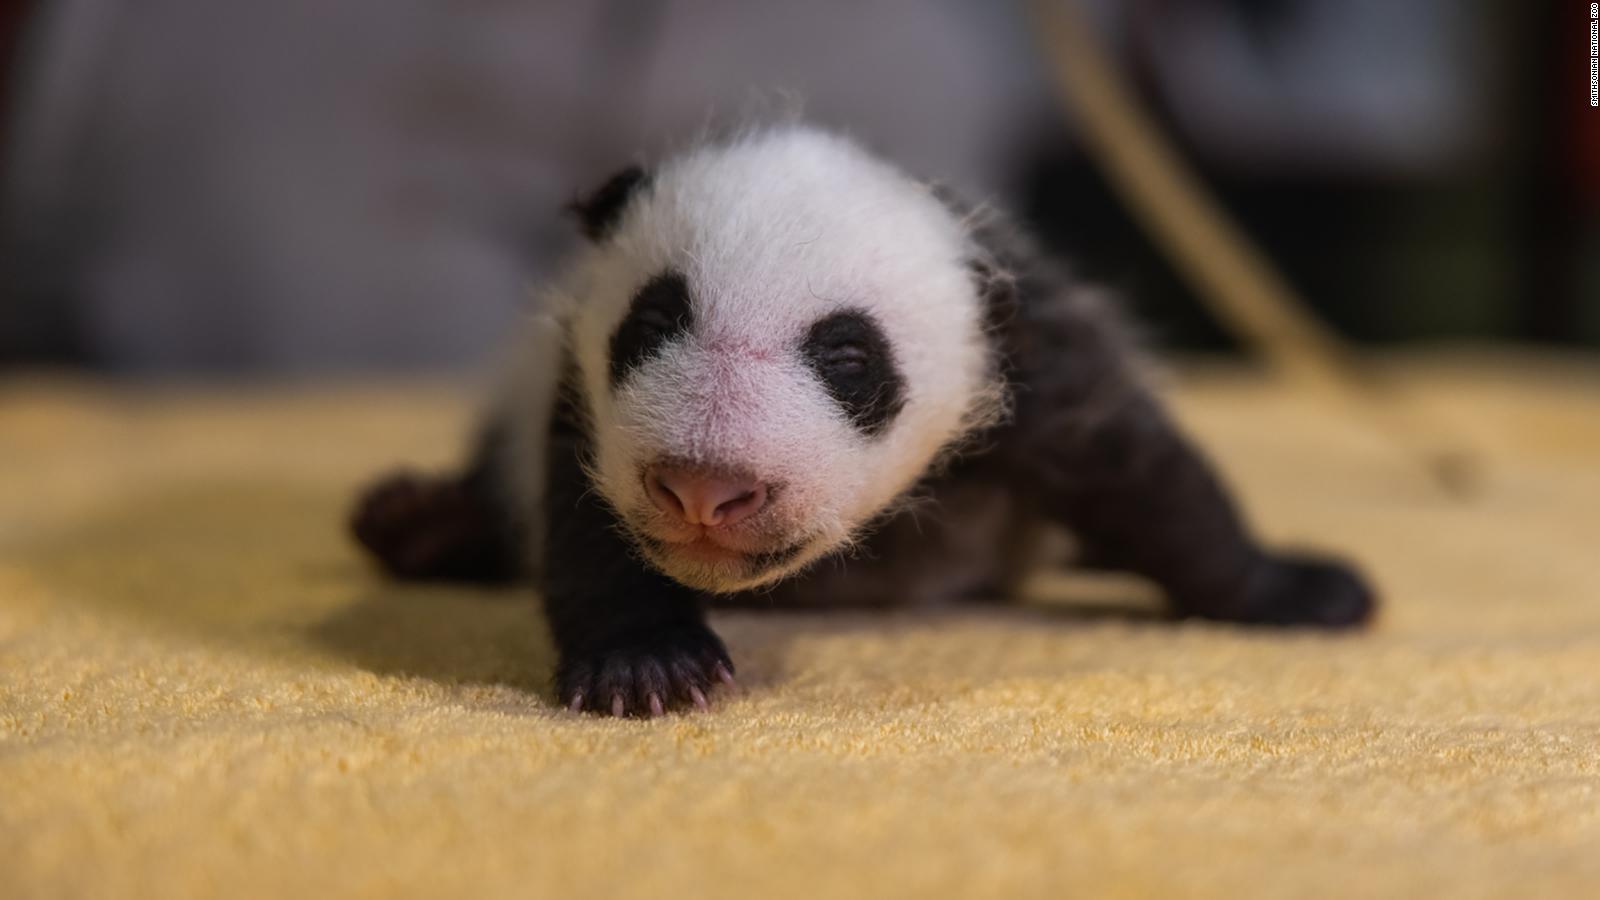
[558, 127, 1002, 593]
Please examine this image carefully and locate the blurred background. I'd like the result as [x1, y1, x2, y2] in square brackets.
[0, 0, 1595, 374]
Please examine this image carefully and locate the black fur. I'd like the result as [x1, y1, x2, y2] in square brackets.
[351, 204, 1376, 717]
[350, 427, 523, 583]
[802, 309, 906, 437]
[609, 270, 695, 390]
[568, 165, 651, 242]
[970, 216, 1373, 627]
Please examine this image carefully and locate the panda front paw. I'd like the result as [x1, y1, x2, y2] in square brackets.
[557, 623, 736, 717]
[1227, 552, 1377, 628]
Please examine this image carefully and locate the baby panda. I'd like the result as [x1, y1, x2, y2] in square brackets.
[352, 124, 1375, 717]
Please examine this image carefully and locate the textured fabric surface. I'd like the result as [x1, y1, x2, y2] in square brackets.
[3, 354, 1598, 899]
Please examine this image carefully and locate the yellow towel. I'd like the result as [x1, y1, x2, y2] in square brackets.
[4, 352, 1599, 899]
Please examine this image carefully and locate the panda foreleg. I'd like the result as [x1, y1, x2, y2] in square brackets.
[540, 432, 735, 716]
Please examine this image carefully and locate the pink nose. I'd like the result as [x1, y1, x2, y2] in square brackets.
[645, 464, 768, 527]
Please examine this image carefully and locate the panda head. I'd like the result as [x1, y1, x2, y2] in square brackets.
[558, 126, 1004, 593]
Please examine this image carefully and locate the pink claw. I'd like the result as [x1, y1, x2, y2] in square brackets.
[714, 662, 737, 688]
[610, 694, 626, 718]
[688, 685, 709, 710]
[648, 693, 665, 717]
[568, 692, 584, 712]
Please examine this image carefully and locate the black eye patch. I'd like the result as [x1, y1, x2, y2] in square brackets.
[802, 310, 905, 437]
[609, 270, 694, 390]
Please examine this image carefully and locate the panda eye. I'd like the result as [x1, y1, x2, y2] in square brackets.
[819, 342, 869, 376]
[634, 306, 681, 339]
[801, 310, 906, 437]
[609, 269, 694, 389]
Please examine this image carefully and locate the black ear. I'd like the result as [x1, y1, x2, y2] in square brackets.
[567, 165, 651, 242]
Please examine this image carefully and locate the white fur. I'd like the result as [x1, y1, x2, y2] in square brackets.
[507, 125, 1004, 592]
[484, 309, 564, 577]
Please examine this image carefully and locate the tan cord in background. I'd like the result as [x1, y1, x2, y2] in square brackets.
[1027, 0, 1479, 495]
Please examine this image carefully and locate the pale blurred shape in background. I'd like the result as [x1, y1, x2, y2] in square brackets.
[0, 0, 1592, 372]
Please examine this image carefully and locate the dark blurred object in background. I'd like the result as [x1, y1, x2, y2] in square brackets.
[1, 0, 1596, 373]
[1021, 0, 1598, 350]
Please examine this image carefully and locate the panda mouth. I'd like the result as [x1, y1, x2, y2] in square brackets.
[668, 536, 748, 565]
[639, 532, 809, 575]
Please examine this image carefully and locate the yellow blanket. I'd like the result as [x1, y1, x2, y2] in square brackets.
[4, 352, 1598, 899]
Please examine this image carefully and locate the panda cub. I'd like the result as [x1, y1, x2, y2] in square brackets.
[352, 125, 1375, 717]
